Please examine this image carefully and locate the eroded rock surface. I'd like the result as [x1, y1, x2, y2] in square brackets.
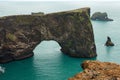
[69, 60, 120, 80]
[0, 7, 97, 63]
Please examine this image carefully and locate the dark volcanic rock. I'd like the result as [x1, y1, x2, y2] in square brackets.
[69, 60, 120, 80]
[0, 7, 97, 63]
[91, 12, 113, 21]
[105, 36, 114, 46]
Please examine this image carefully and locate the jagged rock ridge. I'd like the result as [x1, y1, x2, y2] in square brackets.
[0, 7, 97, 63]
[69, 60, 120, 80]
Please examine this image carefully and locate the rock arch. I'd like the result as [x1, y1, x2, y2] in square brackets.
[33, 40, 61, 54]
[0, 7, 97, 63]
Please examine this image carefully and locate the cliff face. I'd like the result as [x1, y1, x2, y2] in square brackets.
[69, 60, 120, 80]
[0, 7, 97, 63]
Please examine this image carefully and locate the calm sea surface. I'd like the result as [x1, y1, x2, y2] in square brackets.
[0, 1, 120, 80]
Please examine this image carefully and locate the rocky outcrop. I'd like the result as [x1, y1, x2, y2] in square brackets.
[69, 60, 120, 80]
[105, 36, 114, 46]
[91, 12, 113, 21]
[0, 7, 97, 63]
[31, 12, 44, 16]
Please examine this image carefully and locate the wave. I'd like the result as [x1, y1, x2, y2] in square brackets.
[0, 66, 5, 74]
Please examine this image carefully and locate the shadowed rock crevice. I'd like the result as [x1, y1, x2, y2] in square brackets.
[0, 7, 97, 63]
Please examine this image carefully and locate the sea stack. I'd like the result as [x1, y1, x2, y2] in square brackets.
[91, 12, 113, 21]
[105, 36, 114, 46]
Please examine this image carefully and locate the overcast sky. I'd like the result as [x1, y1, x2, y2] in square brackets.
[0, 0, 120, 1]
[0, 0, 119, 17]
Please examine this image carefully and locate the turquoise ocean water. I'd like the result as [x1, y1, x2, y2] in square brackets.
[0, 1, 120, 80]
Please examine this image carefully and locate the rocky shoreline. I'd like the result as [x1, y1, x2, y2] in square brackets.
[69, 60, 120, 80]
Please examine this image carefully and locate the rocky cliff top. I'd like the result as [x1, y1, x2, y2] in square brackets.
[69, 60, 120, 80]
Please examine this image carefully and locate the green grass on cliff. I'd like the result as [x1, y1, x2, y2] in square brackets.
[15, 16, 35, 24]
[6, 33, 17, 42]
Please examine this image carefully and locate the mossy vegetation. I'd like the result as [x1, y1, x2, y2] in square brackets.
[71, 9, 83, 13]
[79, 16, 85, 21]
[87, 22, 92, 27]
[66, 40, 73, 47]
[6, 33, 17, 42]
[15, 15, 35, 24]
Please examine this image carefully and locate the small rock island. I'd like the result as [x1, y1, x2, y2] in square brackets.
[105, 36, 114, 46]
[0, 7, 97, 63]
[91, 12, 113, 21]
[69, 60, 120, 80]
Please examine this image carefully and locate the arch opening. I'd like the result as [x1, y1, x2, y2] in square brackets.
[33, 40, 62, 55]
